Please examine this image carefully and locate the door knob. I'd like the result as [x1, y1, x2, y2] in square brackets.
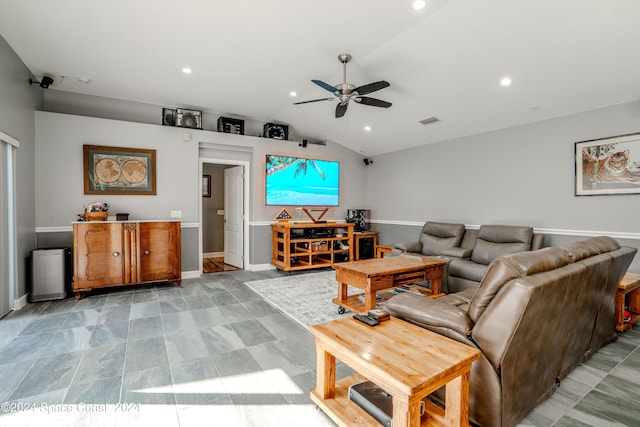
[113, 252, 120, 257]
[143, 250, 150, 255]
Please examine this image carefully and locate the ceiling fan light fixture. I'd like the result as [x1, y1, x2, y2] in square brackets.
[295, 53, 391, 118]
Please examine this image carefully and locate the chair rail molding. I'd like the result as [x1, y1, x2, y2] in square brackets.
[368, 220, 640, 241]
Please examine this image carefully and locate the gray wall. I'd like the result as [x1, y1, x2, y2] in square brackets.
[36, 75, 640, 275]
[34, 98, 371, 269]
[367, 100, 640, 272]
[0, 36, 42, 302]
[35, 112, 200, 225]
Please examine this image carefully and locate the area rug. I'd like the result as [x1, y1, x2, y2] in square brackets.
[244, 271, 359, 328]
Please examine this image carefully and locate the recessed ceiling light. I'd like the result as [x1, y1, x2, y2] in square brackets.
[77, 76, 91, 84]
[413, 0, 426, 10]
[500, 77, 512, 86]
[289, 91, 297, 97]
[364, 126, 371, 132]
[182, 67, 192, 74]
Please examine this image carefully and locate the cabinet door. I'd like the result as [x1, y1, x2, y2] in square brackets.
[138, 222, 181, 282]
[73, 223, 124, 289]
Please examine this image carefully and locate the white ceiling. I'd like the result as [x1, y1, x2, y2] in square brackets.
[2, 0, 640, 156]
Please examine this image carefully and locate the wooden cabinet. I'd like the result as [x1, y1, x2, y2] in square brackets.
[138, 222, 181, 283]
[271, 222, 354, 271]
[73, 221, 181, 297]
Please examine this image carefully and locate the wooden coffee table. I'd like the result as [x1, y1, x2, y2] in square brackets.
[310, 317, 481, 427]
[332, 255, 445, 315]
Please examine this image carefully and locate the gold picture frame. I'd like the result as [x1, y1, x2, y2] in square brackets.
[83, 145, 156, 195]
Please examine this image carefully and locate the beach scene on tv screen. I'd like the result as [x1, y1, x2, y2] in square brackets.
[266, 155, 339, 206]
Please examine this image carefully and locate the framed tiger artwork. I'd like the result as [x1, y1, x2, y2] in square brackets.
[575, 132, 640, 196]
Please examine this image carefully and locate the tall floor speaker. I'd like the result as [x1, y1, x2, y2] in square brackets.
[347, 209, 370, 232]
[359, 237, 375, 260]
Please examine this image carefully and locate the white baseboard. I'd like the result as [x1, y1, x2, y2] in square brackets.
[181, 270, 200, 279]
[13, 293, 29, 310]
[249, 263, 276, 271]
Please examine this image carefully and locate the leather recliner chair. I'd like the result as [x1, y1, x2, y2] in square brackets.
[392, 223, 544, 293]
[385, 236, 636, 427]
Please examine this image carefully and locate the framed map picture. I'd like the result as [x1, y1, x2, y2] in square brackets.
[83, 145, 156, 195]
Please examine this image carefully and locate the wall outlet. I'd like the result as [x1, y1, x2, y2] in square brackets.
[170, 210, 182, 218]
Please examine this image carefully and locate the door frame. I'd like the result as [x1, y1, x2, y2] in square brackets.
[199, 158, 250, 275]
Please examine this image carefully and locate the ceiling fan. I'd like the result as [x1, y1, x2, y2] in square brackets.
[294, 53, 392, 118]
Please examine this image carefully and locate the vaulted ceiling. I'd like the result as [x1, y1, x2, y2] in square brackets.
[2, 0, 640, 156]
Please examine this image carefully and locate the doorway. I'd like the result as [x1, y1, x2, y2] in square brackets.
[199, 159, 249, 275]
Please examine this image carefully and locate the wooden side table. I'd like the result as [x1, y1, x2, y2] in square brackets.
[310, 317, 481, 427]
[354, 231, 378, 260]
[616, 272, 640, 332]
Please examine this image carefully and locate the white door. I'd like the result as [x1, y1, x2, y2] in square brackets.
[224, 166, 244, 268]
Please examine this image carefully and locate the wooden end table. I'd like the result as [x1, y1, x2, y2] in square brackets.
[616, 272, 640, 333]
[332, 255, 445, 315]
[310, 317, 481, 427]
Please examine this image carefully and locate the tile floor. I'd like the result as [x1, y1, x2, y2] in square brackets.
[0, 269, 639, 426]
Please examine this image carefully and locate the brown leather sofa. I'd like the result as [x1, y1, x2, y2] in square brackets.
[392, 222, 544, 293]
[385, 236, 636, 427]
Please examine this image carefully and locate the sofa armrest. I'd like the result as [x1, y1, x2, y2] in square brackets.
[385, 294, 474, 341]
[393, 241, 422, 254]
[440, 247, 472, 258]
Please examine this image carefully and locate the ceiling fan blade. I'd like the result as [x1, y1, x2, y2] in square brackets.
[335, 102, 348, 118]
[354, 96, 392, 108]
[312, 79, 338, 94]
[293, 97, 335, 105]
[355, 80, 390, 95]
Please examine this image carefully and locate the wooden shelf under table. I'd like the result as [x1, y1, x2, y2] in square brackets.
[310, 373, 448, 427]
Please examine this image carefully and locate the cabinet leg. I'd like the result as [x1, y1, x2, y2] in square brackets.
[74, 292, 82, 300]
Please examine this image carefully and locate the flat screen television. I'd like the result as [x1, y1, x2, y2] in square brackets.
[265, 154, 340, 206]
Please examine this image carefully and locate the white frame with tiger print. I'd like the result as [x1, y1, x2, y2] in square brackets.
[576, 132, 640, 196]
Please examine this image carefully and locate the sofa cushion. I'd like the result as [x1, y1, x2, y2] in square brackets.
[385, 293, 474, 341]
[562, 236, 621, 262]
[448, 259, 487, 282]
[470, 225, 533, 266]
[437, 286, 477, 311]
[468, 247, 571, 322]
[419, 222, 466, 256]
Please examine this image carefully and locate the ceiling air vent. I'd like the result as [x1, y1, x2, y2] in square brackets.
[419, 116, 440, 125]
